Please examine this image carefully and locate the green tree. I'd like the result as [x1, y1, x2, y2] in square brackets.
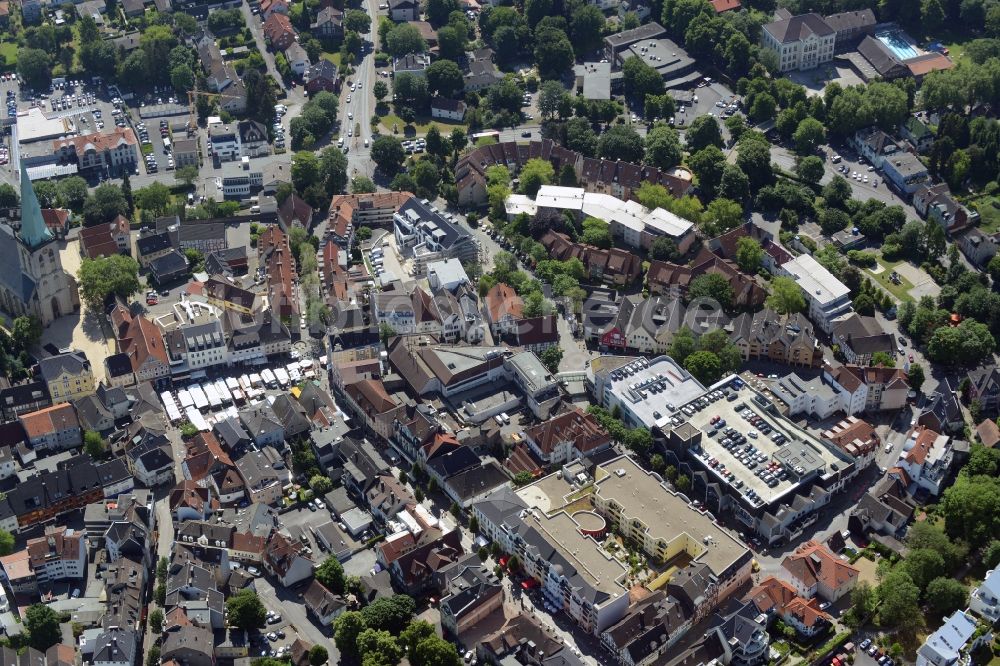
[908, 363, 925, 391]
[17, 48, 52, 89]
[702, 198, 742, 237]
[11, 316, 41, 350]
[83, 183, 130, 226]
[0, 530, 14, 556]
[25, 604, 62, 650]
[581, 217, 612, 248]
[412, 636, 463, 666]
[684, 350, 722, 384]
[225, 589, 267, 630]
[371, 137, 406, 176]
[793, 117, 825, 155]
[570, 5, 605, 53]
[149, 608, 164, 634]
[374, 79, 389, 102]
[175, 165, 199, 188]
[135, 182, 172, 217]
[513, 471, 534, 487]
[58, 176, 90, 211]
[309, 645, 329, 666]
[688, 273, 733, 309]
[688, 146, 727, 199]
[361, 595, 416, 634]
[77, 255, 141, 310]
[598, 125, 644, 163]
[735, 237, 763, 274]
[877, 569, 922, 630]
[358, 629, 404, 666]
[622, 55, 664, 101]
[309, 474, 334, 495]
[645, 124, 683, 170]
[426, 59, 465, 98]
[925, 577, 967, 616]
[334, 612, 367, 659]
[540, 346, 563, 373]
[84, 430, 107, 459]
[649, 237, 679, 262]
[796, 155, 825, 184]
[386, 23, 427, 57]
[766, 276, 805, 314]
[519, 158, 555, 196]
[685, 115, 723, 152]
[147, 647, 160, 666]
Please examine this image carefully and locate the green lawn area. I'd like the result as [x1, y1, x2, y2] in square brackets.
[321, 51, 341, 67]
[379, 113, 466, 136]
[970, 196, 1000, 233]
[0, 42, 18, 68]
[867, 255, 915, 303]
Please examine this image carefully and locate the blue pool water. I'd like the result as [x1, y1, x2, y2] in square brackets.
[876, 31, 918, 60]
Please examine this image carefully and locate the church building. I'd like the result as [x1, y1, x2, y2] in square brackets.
[0, 165, 79, 326]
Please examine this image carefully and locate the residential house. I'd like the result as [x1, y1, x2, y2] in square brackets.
[51, 127, 139, 175]
[916, 382, 964, 434]
[263, 12, 297, 51]
[647, 252, 766, 308]
[235, 449, 284, 505]
[388, 0, 418, 21]
[966, 365, 1000, 415]
[302, 579, 347, 626]
[0, 380, 50, 421]
[745, 576, 831, 638]
[431, 99, 467, 121]
[19, 403, 81, 451]
[264, 531, 314, 586]
[831, 313, 894, 366]
[260, 0, 288, 17]
[484, 282, 523, 336]
[304, 59, 339, 94]
[344, 379, 404, 442]
[849, 473, 914, 540]
[913, 182, 975, 234]
[729, 309, 822, 367]
[310, 6, 343, 38]
[277, 192, 313, 231]
[38, 350, 95, 403]
[523, 408, 611, 465]
[79, 214, 130, 259]
[780, 541, 859, 602]
[969, 567, 1000, 625]
[127, 436, 174, 486]
[541, 230, 641, 285]
[161, 624, 214, 666]
[916, 610, 986, 666]
[955, 227, 1000, 268]
[285, 42, 311, 77]
[93, 628, 138, 666]
[388, 528, 463, 596]
[901, 114, 935, 152]
[821, 416, 880, 470]
[826, 364, 910, 415]
[393, 53, 431, 77]
[438, 553, 503, 639]
[148, 250, 190, 285]
[976, 418, 1000, 448]
[895, 425, 956, 497]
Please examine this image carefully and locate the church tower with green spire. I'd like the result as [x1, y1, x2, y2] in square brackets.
[18, 161, 54, 249]
[0, 165, 79, 325]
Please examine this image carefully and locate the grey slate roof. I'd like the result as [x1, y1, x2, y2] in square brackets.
[763, 13, 833, 43]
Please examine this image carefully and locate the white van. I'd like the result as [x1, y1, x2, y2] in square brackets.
[500, 412, 510, 425]
[494, 414, 504, 426]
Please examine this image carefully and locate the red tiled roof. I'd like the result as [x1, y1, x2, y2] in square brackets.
[709, 0, 740, 12]
[781, 541, 859, 593]
[20, 403, 79, 439]
[524, 408, 610, 457]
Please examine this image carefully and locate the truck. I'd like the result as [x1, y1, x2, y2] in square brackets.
[242, 155, 250, 170]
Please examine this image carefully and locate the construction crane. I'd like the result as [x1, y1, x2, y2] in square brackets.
[186, 90, 243, 130]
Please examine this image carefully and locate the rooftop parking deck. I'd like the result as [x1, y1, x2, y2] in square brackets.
[675, 377, 843, 508]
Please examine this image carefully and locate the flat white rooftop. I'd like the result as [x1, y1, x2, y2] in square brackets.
[782, 254, 850, 306]
[17, 108, 72, 144]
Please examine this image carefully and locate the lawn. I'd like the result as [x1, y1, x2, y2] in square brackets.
[379, 112, 466, 136]
[321, 51, 341, 67]
[970, 196, 1000, 233]
[0, 42, 18, 67]
[867, 255, 915, 303]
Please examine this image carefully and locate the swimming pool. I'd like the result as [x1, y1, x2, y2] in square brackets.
[876, 31, 919, 60]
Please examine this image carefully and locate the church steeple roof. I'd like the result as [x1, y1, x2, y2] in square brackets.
[19, 162, 53, 249]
